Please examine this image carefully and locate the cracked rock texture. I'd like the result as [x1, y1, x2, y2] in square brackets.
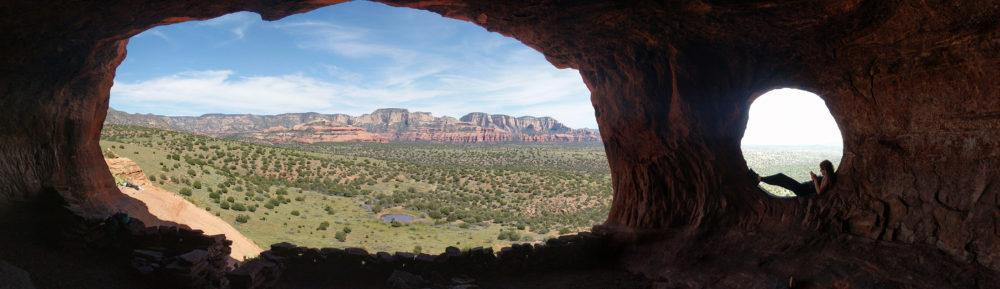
[0, 0, 998, 287]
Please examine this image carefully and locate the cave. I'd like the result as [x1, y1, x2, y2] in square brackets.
[1, 1, 998, 288]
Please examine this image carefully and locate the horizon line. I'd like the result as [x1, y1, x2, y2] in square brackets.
[108, 106, 601, 130]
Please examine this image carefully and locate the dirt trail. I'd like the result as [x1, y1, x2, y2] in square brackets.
[104, 157, 263, 260]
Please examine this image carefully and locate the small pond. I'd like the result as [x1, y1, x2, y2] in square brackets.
[380, 214, 414, 223]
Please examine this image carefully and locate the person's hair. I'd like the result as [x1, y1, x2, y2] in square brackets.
[820, 160, 835, 179]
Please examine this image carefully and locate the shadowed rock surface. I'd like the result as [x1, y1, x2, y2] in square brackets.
[0, 260, 35, 289]
[0, 0, 998, 288]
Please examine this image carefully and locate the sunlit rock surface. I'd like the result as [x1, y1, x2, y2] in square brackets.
[106, 108, 599, 143]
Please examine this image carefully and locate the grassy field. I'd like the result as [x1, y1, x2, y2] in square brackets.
[101, 125, 611, 254]
[100, 125, 841, 253]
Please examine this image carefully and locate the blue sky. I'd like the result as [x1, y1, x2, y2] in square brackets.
[111, 1, 597, 128]
[112, 1, 843, 144]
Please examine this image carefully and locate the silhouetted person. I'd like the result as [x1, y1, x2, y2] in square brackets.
[751, 160, 835, 197]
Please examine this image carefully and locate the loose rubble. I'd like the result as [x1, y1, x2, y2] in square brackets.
[69, 213, 233, 289]
[228, 230, 612, 289]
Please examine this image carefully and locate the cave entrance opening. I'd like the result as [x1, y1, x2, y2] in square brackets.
[741, 88, 843, 197]
[100, 1, 609, 259]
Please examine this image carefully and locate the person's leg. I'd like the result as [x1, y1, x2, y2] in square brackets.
[760, 173, 799, 189]
[760, 173, 815, 196]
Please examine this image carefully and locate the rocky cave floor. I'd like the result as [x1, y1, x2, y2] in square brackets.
[1, 200, 996, 289]
[614, 228, 999, 289]
[0, 198, 650, 289]
[269, 269, 650, 289]
[0, 198, 1000, 289]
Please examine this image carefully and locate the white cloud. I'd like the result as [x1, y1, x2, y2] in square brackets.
[199, 12, 259, 40]
[273, 19, 595, 127]
[742, 89, 843, 146]
[281, 21, 415, 61]
[114, 18, 598, 128]
[111, 66, 597, 128]
[112, 70, 357, 115]
[148, 30, 171, 43]
[322, 65, 362, 83]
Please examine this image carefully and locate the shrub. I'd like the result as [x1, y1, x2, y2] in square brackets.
[497, 230, 521, 241]
[235, 215, 249, 223]
[193, 181, 202, 189]
[413, 246, 422, 254]
[179, 188, 192, 196]
[148, 175, 156, 182]
[291, 210, 300, 216]
[335, 231, 347, 242]
[317, 221, 330, 231]
[231, 203, 246, 211]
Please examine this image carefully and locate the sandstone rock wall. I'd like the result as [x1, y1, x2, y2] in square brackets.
[0, 0, 997, 284]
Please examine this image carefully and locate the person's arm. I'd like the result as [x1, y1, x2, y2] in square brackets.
[810, 172, 821, 195]
[811, 171, 835, 194]
[817, 173, 831, 194]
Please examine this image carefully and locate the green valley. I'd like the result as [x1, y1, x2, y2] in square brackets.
[100, 125, 841, 255]
[100, 125, 612, 254]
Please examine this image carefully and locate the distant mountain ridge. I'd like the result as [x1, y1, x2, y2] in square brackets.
[105, 108, 601, 144]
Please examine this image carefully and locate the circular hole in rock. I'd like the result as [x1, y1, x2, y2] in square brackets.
[741, 88, 843, 197]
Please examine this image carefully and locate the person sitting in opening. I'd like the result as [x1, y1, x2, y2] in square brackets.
[750, 160, 836, 197]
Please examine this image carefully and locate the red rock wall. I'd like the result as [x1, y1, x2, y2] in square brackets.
[0, 0, 997, 277]
[807, 2, 1000, 268]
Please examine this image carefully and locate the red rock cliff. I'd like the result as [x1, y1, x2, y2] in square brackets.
[106, 108, 600, 143]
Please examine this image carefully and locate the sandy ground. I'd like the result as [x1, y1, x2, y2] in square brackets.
[104, 157, 262, 260]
